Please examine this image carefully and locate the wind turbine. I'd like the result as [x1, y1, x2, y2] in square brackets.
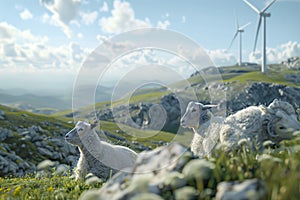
[228, 18, 251, 66]
[243, 0, 277, 73]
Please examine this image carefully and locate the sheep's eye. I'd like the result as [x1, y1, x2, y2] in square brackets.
[77, 128, 84, 132]
[279, 126, 286, 130]
[192, 108, 197, 112]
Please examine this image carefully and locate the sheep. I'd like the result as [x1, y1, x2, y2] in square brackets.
[65, 120, 137, 181]
[180, 101, 224, 157]
[181, 99, 300, 156]
[220, 99, 300, 151]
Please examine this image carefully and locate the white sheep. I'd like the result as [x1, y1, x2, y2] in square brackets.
[181, 99, 300, 156]
[220, 99, 300, 151]
[180, 101, 223, 157]
[65, 120, 137, 180]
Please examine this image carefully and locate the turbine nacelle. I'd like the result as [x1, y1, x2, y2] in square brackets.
[260, 12, 271, 17]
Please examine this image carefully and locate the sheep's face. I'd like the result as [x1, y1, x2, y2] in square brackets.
[181, 102, 201, 129]
[65, 121, 90, 146]
[270, 111, 300, 140]
[181, 101, 217, 129]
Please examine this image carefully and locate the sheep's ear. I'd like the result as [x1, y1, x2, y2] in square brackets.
[90, 120, 99, 129]
[201, 104, 218, 110]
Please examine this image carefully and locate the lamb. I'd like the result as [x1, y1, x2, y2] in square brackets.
[181, 99, 300, 156]
[220, 99, 300, 151]
[65, 120, 137, 181]
[180, 101, 224, 157]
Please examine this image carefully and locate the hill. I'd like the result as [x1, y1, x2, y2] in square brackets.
[0, 63, 300, 199]
[55, 63, 300, 133]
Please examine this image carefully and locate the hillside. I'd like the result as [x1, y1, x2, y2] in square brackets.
[54, 63, 300, 133]
[0, 63, 300, 199]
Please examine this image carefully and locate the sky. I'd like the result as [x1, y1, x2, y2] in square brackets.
[0, 0, 299, 91]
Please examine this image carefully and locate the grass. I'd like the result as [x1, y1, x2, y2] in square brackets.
[0, 174, 102, 200]
[1, 136, 299, 199]
[211, 136, 300, 200]
[99, 120, 193, 149]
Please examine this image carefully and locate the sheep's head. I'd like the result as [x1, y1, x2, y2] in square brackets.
[65, 120, 98, 147]
[265, 100, 300, 141]
[180, 101, 217, 129]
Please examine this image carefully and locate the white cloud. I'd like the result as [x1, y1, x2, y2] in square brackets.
[0, 22, 47, 43]
[99, 0, 151, 34]
[81, 11, 98, 25]
[157, 20, 170, 29]
[0, 22, 89, 70]
[248, 41, 300, 64]
[40, 0, 81, 38]
[77, 32, 84, 39]
[20, 9, 33, 20]
[181, 16, 186, 23]
[207, 49, 236, 66]
[99, 0, 172, 34]
[100, 1, 109, 12]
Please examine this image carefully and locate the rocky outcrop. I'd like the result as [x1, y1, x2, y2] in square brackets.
[80, 143, 267, 200]
[0, 124, 78, 177]
[227, 82, 300, 114]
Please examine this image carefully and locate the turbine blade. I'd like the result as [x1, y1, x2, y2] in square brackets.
[243, 0, 260, 13]
[228, 31, 239, 50]
[235, 15, 239, 29]
[262, 0, 277, 13]
[253, 16, 262, 52]
[240, 22, 251, 30]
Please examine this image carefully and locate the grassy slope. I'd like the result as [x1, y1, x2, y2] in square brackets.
[1, 64, 300, 199]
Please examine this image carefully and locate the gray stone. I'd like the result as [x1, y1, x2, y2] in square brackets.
[0, 110, 5, 120]
[163, 171, 187, 189]
[182, 159, 215, 184]
[38, 147, 54, 157]
[0, 128, 13, 141]
[175, 186, 198, 200]
[83, 143, 188, 200]
[131, 193, 164, 200]
[215, 179, 267, 200]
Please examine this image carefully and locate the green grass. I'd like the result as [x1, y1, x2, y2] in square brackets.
[211, 136, 300, 200]
[99, 120, 193, 149]
[0, 174, 102, 199]
[1, 136, 299, 199]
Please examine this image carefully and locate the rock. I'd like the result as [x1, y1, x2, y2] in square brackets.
[174, 186, 198, 200]
[37, 147, 54, 158]
[85, 175, 103, 186]
[182, 159, 215, 186]
[37, 160, 56, 170]
[227, 82, 300, 114]
[0, 109, 5, 120]
[163, 171, 187, 189]
[0, 128, 13, 141]
[215, 179, 267, 200]
[81, 143, 188, 200]
[131, 193, 164, 200]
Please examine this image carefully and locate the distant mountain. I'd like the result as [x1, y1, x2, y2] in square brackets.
[0, 93, 71, 113]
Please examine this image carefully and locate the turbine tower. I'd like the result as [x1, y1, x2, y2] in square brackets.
[243, 0, 277, 73]
[228, 18, 251, 66]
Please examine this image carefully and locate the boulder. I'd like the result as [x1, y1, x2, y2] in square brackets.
[0, 128, 13, 141]
[80, 142, 190, 200]
[0, 109, 5, 120]
[215, 179, 267, 200]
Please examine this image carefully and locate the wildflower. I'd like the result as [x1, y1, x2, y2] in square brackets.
[47, 187, 54, 192]
[13, 186, 22, 196]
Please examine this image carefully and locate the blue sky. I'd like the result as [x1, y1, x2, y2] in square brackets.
[0, 0, 299, 90]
